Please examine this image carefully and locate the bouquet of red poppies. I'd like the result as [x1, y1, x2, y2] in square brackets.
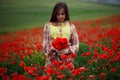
[52, 37, 68, 50]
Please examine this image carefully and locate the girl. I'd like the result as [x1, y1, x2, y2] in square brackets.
[43, 2, 79, 67]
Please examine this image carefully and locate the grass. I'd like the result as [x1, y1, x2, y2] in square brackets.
[0, 0, 120, 33]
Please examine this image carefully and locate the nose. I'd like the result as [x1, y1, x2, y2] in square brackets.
[59, 14, 63, 18]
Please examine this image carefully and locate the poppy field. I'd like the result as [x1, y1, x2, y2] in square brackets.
[0, 15, 120, 80]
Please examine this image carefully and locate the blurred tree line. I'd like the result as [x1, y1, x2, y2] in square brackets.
[80, 0, 120, 5]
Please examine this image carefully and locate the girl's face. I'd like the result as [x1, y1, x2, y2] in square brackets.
[56, 8, 66, 22]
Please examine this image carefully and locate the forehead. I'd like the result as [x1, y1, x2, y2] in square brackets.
[57, 8, 65, 13]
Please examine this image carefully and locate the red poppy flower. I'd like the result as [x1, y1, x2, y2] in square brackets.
[24, 66, 31, 72]
[52, 59, 60, 66]
[89, 75, 94, 80]
[58, 65, 65, 70]
[70, 53, 76, 58]
[57, 74, 65, 79]
[99, 72, 106, 80]
[66, 63, 74, 70]
[68, 78, 73, 80]
[87, 60, 92, 64]
[110, 68, 117, 72]
[61, 54, 68, 59]
[71, 69, 80, 76]
[18, 75, 26, 80]
[46, 66, 55, 75]
[19, 61, 25, 67]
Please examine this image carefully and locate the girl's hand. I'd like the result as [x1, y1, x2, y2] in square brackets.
[56, 48, 70, 54]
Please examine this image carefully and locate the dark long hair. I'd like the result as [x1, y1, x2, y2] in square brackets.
[49, 2, 70, 22]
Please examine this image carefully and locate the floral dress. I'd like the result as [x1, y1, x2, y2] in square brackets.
[43, 21, 79, 67]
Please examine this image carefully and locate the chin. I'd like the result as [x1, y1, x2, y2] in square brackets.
[59, 20, 65, 22]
